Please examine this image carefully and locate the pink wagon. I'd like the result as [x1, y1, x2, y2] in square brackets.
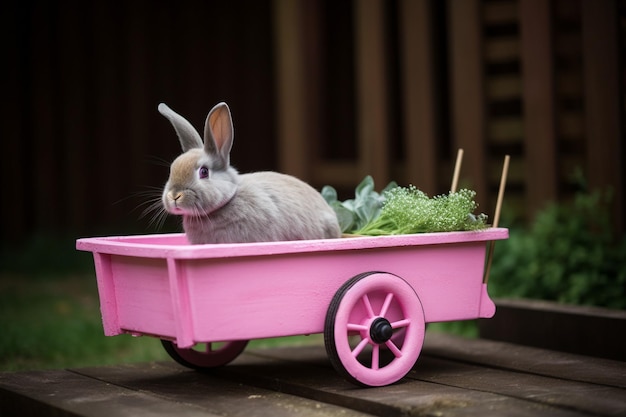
[76, 228, 508, 387]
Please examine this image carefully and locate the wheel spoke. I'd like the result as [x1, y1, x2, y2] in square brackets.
[347, 323, 369, 331]
[390, 318, 411, 329]
[371, 345, 380, 370]
[352, 337, 370, 357]
[379, 292, 394, 317]
[361, 294, 375, 318]
[385, 340, 403, 358]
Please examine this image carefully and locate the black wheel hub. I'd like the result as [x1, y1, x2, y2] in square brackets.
[370, 317, 393, 344]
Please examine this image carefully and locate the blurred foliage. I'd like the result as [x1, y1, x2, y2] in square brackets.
[0, 233, 94, 278]
[0, 274, 170, 371]
[490, 182, 626, 309]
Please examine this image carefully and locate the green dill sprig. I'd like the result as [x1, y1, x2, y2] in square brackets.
[354, 186, 488, 236]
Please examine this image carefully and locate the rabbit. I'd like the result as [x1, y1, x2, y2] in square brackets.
[158, 102, 342, 244]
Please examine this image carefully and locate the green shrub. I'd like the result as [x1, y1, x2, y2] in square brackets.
[490, 187, 626, 309]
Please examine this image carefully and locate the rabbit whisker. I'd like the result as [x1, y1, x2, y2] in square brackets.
[136, 193, 171, 231]
[141, 200, 165, 219]
[153, 210, 170, 231]
[111, 186, 161, 206]
[144, 154, 173, 168]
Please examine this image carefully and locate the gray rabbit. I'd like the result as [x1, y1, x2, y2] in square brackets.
[158, 102, 341, 244]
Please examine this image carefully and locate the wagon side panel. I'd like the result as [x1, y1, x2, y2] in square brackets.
[178, 241, 491, 344]
[109, 255, 177, 337]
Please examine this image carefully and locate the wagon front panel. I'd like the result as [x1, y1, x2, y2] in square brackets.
[108, 255, 177, 338]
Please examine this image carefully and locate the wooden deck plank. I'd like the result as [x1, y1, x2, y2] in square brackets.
[230, 333, 626, 391]
[215, 345, 592, 417]
[0, 363, 371, 417]
[235, 334, 626, 416]
[412, 356, 626, 416]
[422, 332, 626, 388]
[0, 368, 219, 417]
[71, 362, 370, 417]
[479, 298, 626, 361]
[3, 333, 625, 417]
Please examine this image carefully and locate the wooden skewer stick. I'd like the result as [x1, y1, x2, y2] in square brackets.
[491, 154, 509, 229]
[484, 154, 510, 284]
[451, 148, 464, 193]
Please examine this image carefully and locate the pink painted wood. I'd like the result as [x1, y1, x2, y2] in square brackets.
[76, 228, 508, 348]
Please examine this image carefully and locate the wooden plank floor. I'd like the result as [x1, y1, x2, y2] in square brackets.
[1, 332, 625, 417]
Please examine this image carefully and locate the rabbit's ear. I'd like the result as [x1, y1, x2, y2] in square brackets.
[158, 103, 203, 152]
[204, 102, 233, 170]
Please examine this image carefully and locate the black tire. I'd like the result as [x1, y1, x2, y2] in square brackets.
[324, 271, 425, 387]
[161, 339, 248, 370]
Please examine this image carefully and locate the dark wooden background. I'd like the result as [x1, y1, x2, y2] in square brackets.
[1, 0, 624, 246]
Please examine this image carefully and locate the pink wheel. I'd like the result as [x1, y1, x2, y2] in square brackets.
[325, 272, 425, 387]
[161, 340, 248, 369]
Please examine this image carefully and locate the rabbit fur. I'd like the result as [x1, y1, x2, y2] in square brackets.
[158, 102, 341, 244]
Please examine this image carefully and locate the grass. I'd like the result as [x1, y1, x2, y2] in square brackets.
[0, 273, 169, 371]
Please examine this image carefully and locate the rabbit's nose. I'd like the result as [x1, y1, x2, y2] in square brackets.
[168, 191, 183, 206]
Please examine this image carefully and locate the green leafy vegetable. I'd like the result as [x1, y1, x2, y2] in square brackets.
[355, 186, 488, 235]
[322, 176, 397, 233]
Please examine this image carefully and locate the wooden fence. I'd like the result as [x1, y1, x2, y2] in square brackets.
[273, 0, 624, 230]
[1, 0, 624, 244]
[1, 0, 278, 242]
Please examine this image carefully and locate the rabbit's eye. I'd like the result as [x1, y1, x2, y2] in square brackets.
[198, 166, 210, 179]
